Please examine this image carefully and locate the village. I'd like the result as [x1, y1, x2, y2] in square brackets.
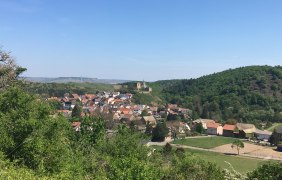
[46, 82, 280, 149]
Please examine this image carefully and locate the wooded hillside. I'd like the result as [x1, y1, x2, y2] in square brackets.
[154, 66, 282, 124]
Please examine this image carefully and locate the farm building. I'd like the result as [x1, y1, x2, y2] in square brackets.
[223, 124, 236, 137]
[236, 123, 256, 138]
[206, 122, 223, 135]
[255, 129, 272, 141]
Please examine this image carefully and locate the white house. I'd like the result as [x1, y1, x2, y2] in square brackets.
[206, 122, 223, 135]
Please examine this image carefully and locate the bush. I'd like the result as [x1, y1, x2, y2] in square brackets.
[247, 162, 282, 180]
[163, 143, 172, 154]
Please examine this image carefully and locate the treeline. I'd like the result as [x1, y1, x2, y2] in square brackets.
[23, 81, 114, 98]
[153, 66, 282, 124]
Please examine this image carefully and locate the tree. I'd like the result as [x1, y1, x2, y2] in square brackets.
[47, 99, 62, 110]
[226, 119, 237, 125]
[145, 123, 153, 135]
[269, 128, 279, 145]
[195, 123, 204, 134]
[0, 48, 26, 90]
[231, 140, 244, 155]
[71, 104, 82, 119]
[141, 109, 149, 116]
[0, 87, 50, 159]
[79, 116, 106, 144]
[97, 128, 161, 179]
[21, 116, 74, 173]
[151, 122, 169, 142]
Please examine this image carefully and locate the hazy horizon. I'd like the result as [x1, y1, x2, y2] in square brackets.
[1, 0, 282, 81]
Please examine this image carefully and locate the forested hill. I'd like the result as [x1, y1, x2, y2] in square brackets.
[155, 66, 282, 123]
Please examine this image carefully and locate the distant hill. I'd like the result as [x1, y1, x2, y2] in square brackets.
[24, 81, 115, 98]
[24, 77, 132, 84]
[150, 65, 282, 124]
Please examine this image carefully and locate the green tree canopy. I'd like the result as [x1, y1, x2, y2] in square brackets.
[231, 140, 244, 155]
[152, 122, 169, 142]
[71, 104, 82, 119]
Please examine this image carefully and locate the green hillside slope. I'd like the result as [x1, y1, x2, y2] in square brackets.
[24, 82, 114, 97]
[155, 66, 282, 124]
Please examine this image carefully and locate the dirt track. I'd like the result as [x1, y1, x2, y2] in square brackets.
[212, 143, 282, 160]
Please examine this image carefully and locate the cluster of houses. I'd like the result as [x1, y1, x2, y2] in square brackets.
[49, 91, 133, 117]
[48, 92, 191, 133]
[191, 119, 272, 141]
[48, 92, 276, 143]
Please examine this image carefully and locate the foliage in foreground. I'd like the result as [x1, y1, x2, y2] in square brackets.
[247, 162, 282, 180]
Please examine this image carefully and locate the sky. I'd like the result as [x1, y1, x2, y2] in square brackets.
[0, 0, 282, 81]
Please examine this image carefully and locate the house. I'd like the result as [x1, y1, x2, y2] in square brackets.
[255, 129, 272, 141]
[223, 124, 236, 137]
[85, 94, 96, 100]
[141, 116, 157, 125]
[111, 92, 120, 98]
[236, 123, 256, 138]
[206, 122, 223, 135]
[120, 114, 135, 124]
[118, 108, 132, 115]
[149, 107, 158, 115]
[167, 104, 178, 113]
[71, 94, 81, 101]
[93, 98, 102, 105]
[62, 100, 72, 110]
[193, 119, 216, 130]
[166, 121, 190, 135]
[129, 117, 147, 132]
[125, 93, 133, 99]
[113, 112, 120, 121]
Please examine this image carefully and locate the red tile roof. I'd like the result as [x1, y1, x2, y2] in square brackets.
[72, 94, 80, 100]
[207, 122, 220, 129]
[119, 108, 131, 114]
[223, 124, 236, 131]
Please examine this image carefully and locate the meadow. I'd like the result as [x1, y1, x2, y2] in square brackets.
[187, 149, 266, 174]
[172, 136, 236, 149]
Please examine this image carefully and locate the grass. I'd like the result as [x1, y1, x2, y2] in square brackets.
[187, 148, 266, 174]
[172, 136, 236, 149]
[267, 123, 282, 132]
[151, 145, 267, 174]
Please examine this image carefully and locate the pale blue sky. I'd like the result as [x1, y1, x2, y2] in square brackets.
[1, 0, 282, 81]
